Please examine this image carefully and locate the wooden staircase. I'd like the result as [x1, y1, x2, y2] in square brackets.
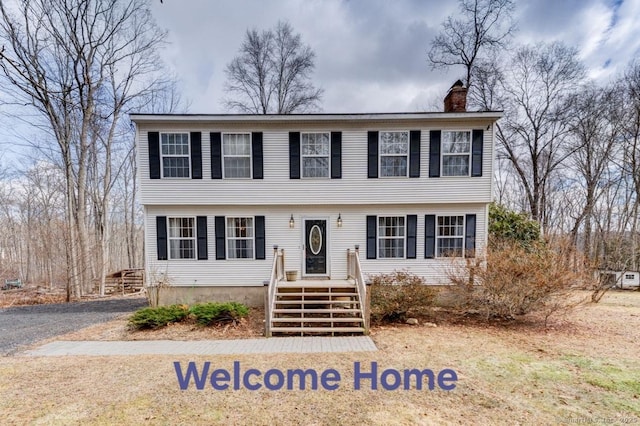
[265, 247, 370, 337]
[270, 280, 365, 335]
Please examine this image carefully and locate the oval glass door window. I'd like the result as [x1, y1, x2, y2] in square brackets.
[309, 225, 322, 255]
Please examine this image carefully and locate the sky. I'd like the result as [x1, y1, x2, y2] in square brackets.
[149, 0, 640, 114]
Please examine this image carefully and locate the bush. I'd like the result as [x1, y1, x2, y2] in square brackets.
[489, 203, 540, 249]
[448, 240, 589, 324]
[369, 270, 437, 324]
[189, 302, 249, 326]
[128, 304, 189, 330]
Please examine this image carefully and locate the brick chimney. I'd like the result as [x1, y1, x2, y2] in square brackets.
[444, 80, 467, 112]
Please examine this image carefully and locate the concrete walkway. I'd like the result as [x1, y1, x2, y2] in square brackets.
[23, 336, 377, 356]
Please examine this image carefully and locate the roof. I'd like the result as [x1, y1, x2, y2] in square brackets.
[130, 111, 503, 124]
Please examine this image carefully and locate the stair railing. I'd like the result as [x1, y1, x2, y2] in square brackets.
[265, 246, 285, 337]
[347, 245, 370, 333]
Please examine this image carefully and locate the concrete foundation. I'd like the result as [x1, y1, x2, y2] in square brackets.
[150, 286, 266, 307]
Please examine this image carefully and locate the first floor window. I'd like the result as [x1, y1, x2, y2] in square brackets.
[161, 133, 190, 178]
[223, 133, 251, 178]
[168, 217, 195, 259]
[227, 217, 254, 259]
[625, 274, 635, 280]
[380, 131, 409, 177]
[301, 132, 330, 178]
[378, 216, 405, 258]
[437, 215, 464, 257]
[442, 131, 471, 176]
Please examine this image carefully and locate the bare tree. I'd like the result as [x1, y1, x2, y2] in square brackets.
[224, 21, 323, 114]
[567, 84, 623, 259]
[0, 0, 170, 298]
[428, 0, 515, 91]
[494, 42, 586, 229]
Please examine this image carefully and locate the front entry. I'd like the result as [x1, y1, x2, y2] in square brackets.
[304, 219, 327, 276]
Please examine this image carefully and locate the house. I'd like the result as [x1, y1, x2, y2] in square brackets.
[132, 84, 502, 334]
[598, 270, 640, 289]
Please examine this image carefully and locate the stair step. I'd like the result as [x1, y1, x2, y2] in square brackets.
[272, 317, 363, 323]
[274, 300, 360, 305]
[278, 282, 356, 289]
[270, 327, 366, 333]
[273, 308, 362, 314]
[275, 292, 357, 297]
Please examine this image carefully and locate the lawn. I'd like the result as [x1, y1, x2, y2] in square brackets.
[0, 290, 638, 425]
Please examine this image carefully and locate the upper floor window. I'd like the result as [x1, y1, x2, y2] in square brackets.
[223, 133, 252, 178]
[226, 217, 254, 259]
[161, 133, 190, 178]
[442, 131, 471, 176]
[379, 131, 409, 177]
[378, 216, 405, 258]
[168, 217, 195, 259]
[437, 215, 464, 257]
[301, 132, 330, 178]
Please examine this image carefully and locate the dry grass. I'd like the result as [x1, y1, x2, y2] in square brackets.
[1, 291, 639, 425]
[0, 287, 67, 307]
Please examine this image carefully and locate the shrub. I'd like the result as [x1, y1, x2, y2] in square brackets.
[189, 302, 249, 326]
[128, 304, 189, 330]
[448, 240, 589, 324]
[369, 270, 437, 324]
[489, 203, 540, 249]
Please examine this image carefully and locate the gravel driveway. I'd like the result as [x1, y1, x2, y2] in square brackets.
[0, 297, 148, 355]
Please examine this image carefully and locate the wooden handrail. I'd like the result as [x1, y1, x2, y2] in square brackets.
[347, 246, 369, 333]
[265, 247, 285, 337]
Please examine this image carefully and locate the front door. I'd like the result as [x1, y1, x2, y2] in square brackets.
[304, 219, 327, 276]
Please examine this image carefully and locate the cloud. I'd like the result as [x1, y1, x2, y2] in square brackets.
[148, 0, 640, 114]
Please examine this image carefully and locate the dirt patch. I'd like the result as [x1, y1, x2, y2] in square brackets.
[54, 306, 267, 341]
[0, 287, 67, 307]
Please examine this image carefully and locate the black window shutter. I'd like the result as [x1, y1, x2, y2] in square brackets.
[215, 216, 226, 260]
[425, 214, 436, 259]
[252, 132, 263, 179]
[156, 216, 167, 260]
[465, 214, 476, 258]
[196, 216, 208, 260]
[255, 216, 266, 260]
[409, 131, 421, 178]
[148, 132, 160, 179]
[289, 132, 300, 179]
[331, 132, 342, 179]
[210, 132, 222, 179]
[406, 215, 417, 259]
[429, 131, 441, 178]
[471, 130, 483, 177]
[366, 215, 377, 259]
[190, 132, 202, 179]
[367, 131, 378, 178]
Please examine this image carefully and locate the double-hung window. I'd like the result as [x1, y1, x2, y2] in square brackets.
[161, 133, 190, 178]
[442, 131, 471, 176]
[378, 216, 405, 258]
[226, 217, 254, 259]
[223, 133, 252, 178]
[301, 132, 330, 178]
[437, 216, 464, 257]
[168, 217, 196, 259]
[379, 131, 409, 177]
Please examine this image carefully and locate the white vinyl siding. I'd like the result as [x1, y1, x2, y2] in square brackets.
[442, 131, 471, 177]
[301, 132, 330, 178]
[168, 217, 195, 259]
[161, 133, 190, 178]
[137, 125, 495, 206]
[223, 133, 252, 178]
[226, 217, 254, 259]
[437, 215, 464, 257]
[378, 216, 405, 258]
[146, 204, 487, 287]
[379, 131, 409, 177]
